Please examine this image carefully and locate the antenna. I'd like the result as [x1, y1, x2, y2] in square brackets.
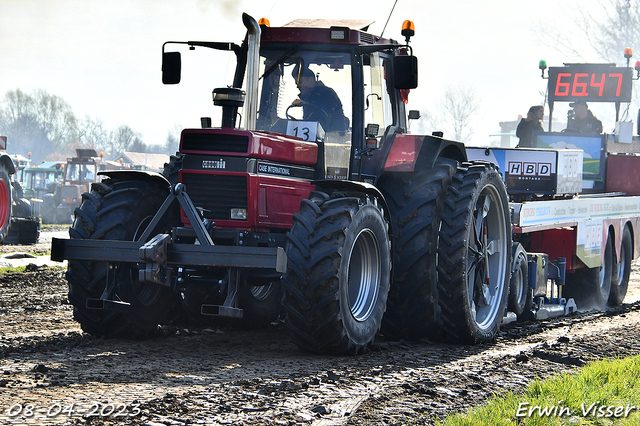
[380, 0, 398, 38]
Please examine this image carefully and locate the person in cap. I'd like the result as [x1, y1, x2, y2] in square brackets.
[291, 66, 348, 132]
[565, 101, 602, 134]
[516, 105, 544, 148]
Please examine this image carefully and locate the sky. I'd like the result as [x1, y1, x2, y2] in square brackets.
[0, 0, 628, 152]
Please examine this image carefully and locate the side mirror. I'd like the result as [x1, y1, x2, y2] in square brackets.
[394, 55, 418, 89]
[408, 110, 421, 120]
[162, 51, 182, 85]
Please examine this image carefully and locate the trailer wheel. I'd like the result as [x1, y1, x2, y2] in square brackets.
[377, 160, 454, 340]
[282, 191, 391, 354]
[508, 243, 531, 317]
[67, 179, 178, 338]
[565, 233, 613, 310]
[609, 226, 632, 307]
[437, 162, 511, 344]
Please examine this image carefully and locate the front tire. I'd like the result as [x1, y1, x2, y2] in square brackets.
[282, 191, 391, 354]
[437, 162, 512, 344]
[67, 179, 178, 338]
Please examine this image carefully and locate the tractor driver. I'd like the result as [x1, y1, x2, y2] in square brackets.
[565, 101, 603, 134]
[291, 66, 349, 133]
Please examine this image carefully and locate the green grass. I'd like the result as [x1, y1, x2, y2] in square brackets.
[440, 355, 640, 425]
[0, 264, 64, 274]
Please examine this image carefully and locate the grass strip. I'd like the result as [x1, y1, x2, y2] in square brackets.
[440, 354, 640, 425]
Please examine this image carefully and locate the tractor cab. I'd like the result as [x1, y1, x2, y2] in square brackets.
[162, 15, 418, 183]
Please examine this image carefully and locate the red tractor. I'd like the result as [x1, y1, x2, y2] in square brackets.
[0, 136, 40, 245]
[52, 14, 511, 354]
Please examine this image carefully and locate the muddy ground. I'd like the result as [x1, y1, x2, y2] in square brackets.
[1, 229, 640, 425]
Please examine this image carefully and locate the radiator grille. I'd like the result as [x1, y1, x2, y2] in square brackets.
[180, 173, 247, 221]
[181, 133, 249, 153]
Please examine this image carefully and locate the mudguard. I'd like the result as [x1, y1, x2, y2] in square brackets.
[384, 134, 467, 172]
[98, 169, 170, 189]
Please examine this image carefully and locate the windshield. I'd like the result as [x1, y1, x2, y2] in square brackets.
[256, 50, 352, 140]
[65, 163, 96, 182]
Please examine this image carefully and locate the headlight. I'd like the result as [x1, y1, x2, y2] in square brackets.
[230, 208, 247, 220]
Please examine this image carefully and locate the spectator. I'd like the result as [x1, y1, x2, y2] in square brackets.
[516, 105, 544, 148]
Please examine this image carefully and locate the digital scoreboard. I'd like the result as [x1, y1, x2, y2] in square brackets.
[547, 64, 633, 103]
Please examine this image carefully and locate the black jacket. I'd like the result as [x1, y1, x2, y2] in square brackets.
[566, 111, 603, 134]
[516, 118, 543, 148]
[300, 81, 349, 132]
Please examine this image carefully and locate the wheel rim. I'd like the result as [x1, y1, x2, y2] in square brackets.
[467, 184, 509, 330]
[347, 228, 381, 322]
[250, 282, 275, 302]
[0, 178, 9, 229]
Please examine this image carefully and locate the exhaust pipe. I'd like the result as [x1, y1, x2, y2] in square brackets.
[242, 13, 261, 131]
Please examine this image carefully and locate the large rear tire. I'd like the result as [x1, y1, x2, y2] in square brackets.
[377, 160, 454, 340]
[564, 232, 613, 310]
[282, 191, 391, 354]
[437, 162, 512, 344]
[67, 179, 179, 338]
[609, 226, 632, 307]
[0, 163, 12, 244]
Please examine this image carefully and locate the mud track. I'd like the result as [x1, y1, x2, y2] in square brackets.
[1, 230, 640, 425]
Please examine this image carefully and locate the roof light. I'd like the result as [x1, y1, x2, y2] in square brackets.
[625, 48, 633, 59]
[258, 17, 270, 27]
[402, 19, 416, 37]
[401, 20, 415, 43]
[636, 60, 640, 71]
[330, 26, 348, 40]
[539, 59, 547, 77]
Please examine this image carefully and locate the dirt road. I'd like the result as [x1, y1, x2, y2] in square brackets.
[1, 229, 640, 425]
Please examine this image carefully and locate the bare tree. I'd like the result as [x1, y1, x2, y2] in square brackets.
[539, 0, 640, 63]
[440, 83, 480, 142]
[163, 125, 183, 155]
[0, 89, 78, 161]
[109, 125, 142, 154]
[78, 116, 109, 152]
[33, 89, 79, 149]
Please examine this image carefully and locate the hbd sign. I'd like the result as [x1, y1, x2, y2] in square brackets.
[0, 136, 5, 150]
[508, 162, 552, 177]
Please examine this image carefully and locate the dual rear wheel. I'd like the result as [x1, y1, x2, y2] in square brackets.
[281, 161, 513, 353]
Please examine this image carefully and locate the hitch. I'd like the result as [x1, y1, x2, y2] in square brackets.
[201, 268, 244, 318]
[139, 233, 171, 286]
